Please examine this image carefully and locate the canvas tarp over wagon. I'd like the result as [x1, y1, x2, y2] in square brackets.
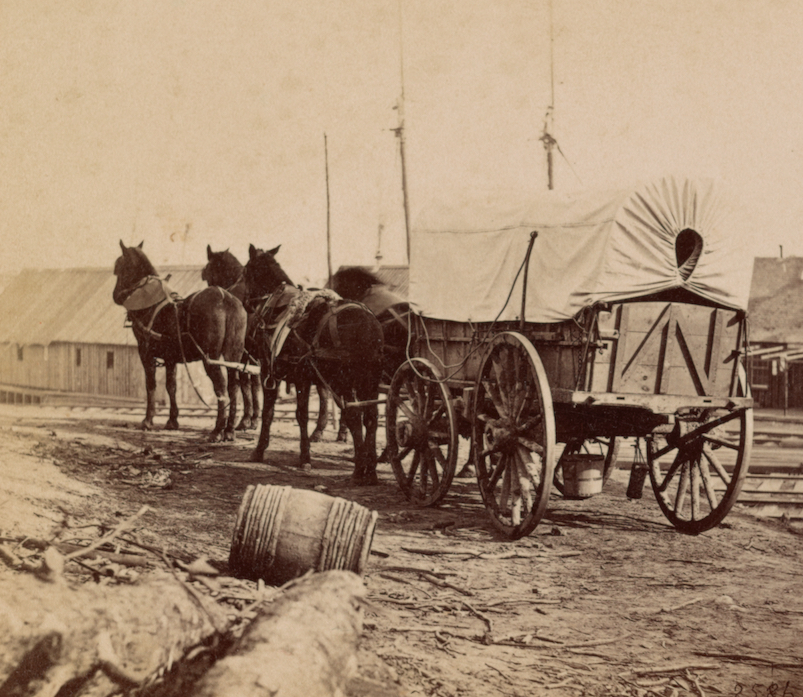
[385, 176, 754, 538]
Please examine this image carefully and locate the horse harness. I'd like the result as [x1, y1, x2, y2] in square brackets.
[252, 283, 369, 376]
[121, 276, 225, 349]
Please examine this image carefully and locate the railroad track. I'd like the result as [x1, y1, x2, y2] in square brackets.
[10, 401, 803, 520]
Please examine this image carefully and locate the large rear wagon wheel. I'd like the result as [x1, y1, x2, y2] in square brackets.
[553, 437, 620, 497]
[386, 358, 458, 506]
[647, 407, 753, 534]
[473, 332, 555, 539]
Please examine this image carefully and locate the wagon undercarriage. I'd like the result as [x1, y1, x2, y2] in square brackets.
[385, 300, 753, 539]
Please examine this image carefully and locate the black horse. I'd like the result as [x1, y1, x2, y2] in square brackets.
[113, 241, 247, 441]
[244, 244, 384, 484]
[202, 246, 341, 440]
[329, 267, 410, 382]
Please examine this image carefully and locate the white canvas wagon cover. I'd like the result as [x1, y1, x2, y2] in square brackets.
[408, 177, 753, 323]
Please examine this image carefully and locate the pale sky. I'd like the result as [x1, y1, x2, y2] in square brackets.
[1, 1, 802, 286]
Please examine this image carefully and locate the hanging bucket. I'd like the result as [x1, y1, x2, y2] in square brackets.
[562, 454, 604, 499]
[229, 484, 378, 586]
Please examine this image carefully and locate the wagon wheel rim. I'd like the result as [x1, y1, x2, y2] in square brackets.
[647, 407, 753, 534]
[472, 332, 555, 539]
[553, 437, 620, 497]
[386, 358, 458, 506]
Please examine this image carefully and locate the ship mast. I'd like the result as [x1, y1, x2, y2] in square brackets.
[394, 0, 412, 263]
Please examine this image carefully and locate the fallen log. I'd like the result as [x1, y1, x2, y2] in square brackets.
[0, 571, 231, 697]
[193, 571, 365, 697]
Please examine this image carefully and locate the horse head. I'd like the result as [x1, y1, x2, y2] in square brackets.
[202, 245, 243, 288]
[113, 240, 156, 305]
[243, 244, 292, 302]
[330, 267, 382, 302]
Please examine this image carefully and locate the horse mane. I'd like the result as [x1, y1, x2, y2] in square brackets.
[330, 267, 383, 301]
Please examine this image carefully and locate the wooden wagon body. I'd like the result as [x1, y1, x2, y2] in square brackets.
[384, 177, 754, 538]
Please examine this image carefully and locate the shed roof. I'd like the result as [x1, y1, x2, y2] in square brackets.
[0, 267, 206, 346]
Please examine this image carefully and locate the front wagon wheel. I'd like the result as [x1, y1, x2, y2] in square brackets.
[473, 332, 555, 539]
[386, 358, 458, 506]
[647, 407, 753, 534]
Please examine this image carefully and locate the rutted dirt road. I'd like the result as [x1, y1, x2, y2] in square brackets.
[1, 403, 803, 697]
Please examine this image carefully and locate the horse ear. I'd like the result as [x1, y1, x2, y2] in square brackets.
[249, 244, 258, 260]
[137, 241, 144, 249]
[268, 245, 281, 256]
[207, 244, 213, 259]
[119, 240, 127, 252]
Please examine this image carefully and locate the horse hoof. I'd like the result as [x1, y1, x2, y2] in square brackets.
[309, 430, 324, 443]
[300, 462, 312, 473]
[336, 434, 349, 443]
[223, 430, 236, 442]
[208, 432, 223, 443]
[140, 421, 154, 432]
[235, 420, 249, 432]
[456, 465, 476, 478]
[164, 420, 179, 431]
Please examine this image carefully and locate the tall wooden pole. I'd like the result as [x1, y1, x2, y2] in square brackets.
[396, 0, 411, 263]
[540, 0, 556, 190]
[324, 132, 332, 285]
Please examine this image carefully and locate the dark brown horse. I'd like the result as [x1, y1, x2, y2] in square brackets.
[329, 267, 410, 383]
[202, 246, 341, 440]
[201, 246, 262, 431]
[244, 244, 383, 484]
[113, 241, 247, 441]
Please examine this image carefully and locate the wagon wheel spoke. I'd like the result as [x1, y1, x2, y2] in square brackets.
[405, 452, 421, 488]
[481, 378, 508, 419]
[702, 445, 731, 485]
[397, 400, 416, 422]
[655, 450, 685, 494]
[699, 454, 719, 510]
[487, 454, 507, 492]
[704, 435, 738, 451]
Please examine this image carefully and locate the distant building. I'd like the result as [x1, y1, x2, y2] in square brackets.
[747, 257, 803, 409]
[0, 267, 214, 407]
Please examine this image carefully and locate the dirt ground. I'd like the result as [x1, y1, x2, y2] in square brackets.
[1, 402, 803, 697]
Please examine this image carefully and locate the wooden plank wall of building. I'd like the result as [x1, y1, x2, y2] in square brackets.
[0, 341, 215, 407]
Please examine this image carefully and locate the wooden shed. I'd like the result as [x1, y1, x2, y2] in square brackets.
[747, 256, 803, 410]
[0, 267, 215, 407]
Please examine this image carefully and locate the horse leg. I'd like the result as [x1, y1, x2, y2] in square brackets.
[296, 381, 312, 471]
[204, 364, 228, 442]
[249, 374, 261, 429]
[252, 381, 277, 462]
[224, 367, 239, 441]
[361, 401, 379, 485]
[141, 356, 157, 431]
[310, 384, 328, 442]
[236, 372, 253, 431]
[336, 406, 349, 443]
[164, 361, 179, 430]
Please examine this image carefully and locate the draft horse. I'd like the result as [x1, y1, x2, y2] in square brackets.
[201, 246, 262, 431]
[113, 241, 247, 441]
[244, 244, 384, 484]
[329, 267, 411, 382]
[203, 246, 338, 439]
